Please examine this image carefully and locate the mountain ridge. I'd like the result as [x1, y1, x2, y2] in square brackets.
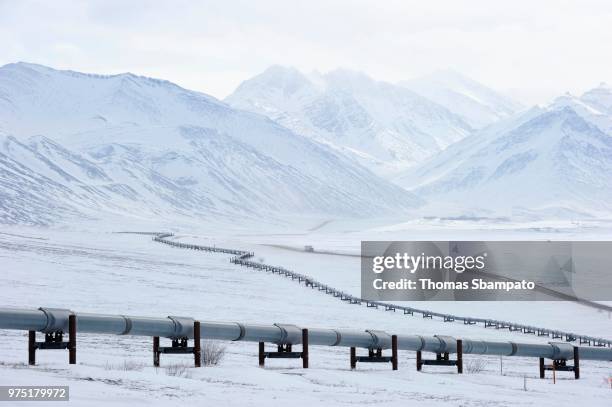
[399, 69, 523, 129]
[0, 62, 420, 225]
[394, 100, 612, 218]
[226, 65, 474, 176]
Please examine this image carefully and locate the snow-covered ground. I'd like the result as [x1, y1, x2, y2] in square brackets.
[1, 222, 611, 406]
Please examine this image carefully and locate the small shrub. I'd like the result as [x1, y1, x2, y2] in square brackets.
[103, 360, 145, 372]
[165, 363, 192, 378]
[121, 360, 145, 371]
[201, 341, 226, 366]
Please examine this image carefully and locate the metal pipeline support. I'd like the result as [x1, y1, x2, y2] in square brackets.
[414, 335, 463, 373]
[26, 312, 77, 366]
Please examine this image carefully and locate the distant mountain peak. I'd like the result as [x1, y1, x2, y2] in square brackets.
[262, 65, 307, 79]
[226, 66, 473, 176]
[4, 61, 59, 72]
[550, 93, 580, 106]
[543, 85, 612, 135]
[581, 82, 612, 99]
[247, 65, 308, 86]
[400, 70, 523, 129]
[535, 105, 591, 129]
[262, 64, 299, 73]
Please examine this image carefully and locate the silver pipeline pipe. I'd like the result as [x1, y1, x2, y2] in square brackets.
[1, 307, 611, 361]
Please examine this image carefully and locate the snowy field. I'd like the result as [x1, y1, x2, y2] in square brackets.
[0, 221, 611, 406]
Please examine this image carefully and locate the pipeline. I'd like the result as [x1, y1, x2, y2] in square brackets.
[151, 233, 612, 348]
[1, 307, 611, 362]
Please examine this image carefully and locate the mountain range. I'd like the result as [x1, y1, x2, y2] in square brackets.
[394, 83, 612, 218]
[226, 66, 481, 176]
[0, 62, 419, 225]
[1, 62, 610, 225]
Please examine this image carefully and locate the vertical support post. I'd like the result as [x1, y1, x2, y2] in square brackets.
[539, 357, 544, 379]
[391, 335, 398, 371]
[416, 350, 422, 371]
[350, 347, 356, 370]
[28, 331, 36, 366]
[258, 342, 265, 367]
[193, 321, 201, 368]
[302, 329, 309, 369]
[573, 347, 580, 379]
[153, 336, 160, 367]
[456, 339, 463, 374]
[68, 314, 76, 365]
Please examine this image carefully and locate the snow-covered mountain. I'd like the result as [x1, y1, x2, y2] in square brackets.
[225, 66, 473, 176]
[400, 70, 523, 129]
[550, 84, 612, 135]
[0, 62, 420, 225]
[394, 93, 612, 218]
[581, 82, 612, 114]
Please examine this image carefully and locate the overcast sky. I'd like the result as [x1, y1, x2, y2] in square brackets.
[1, 0, 612, 105]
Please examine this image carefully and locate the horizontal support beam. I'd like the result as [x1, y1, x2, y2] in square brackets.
[264, 352, 303, 359]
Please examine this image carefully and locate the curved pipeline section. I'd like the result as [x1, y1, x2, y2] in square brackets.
[151, 233, 612, 348]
